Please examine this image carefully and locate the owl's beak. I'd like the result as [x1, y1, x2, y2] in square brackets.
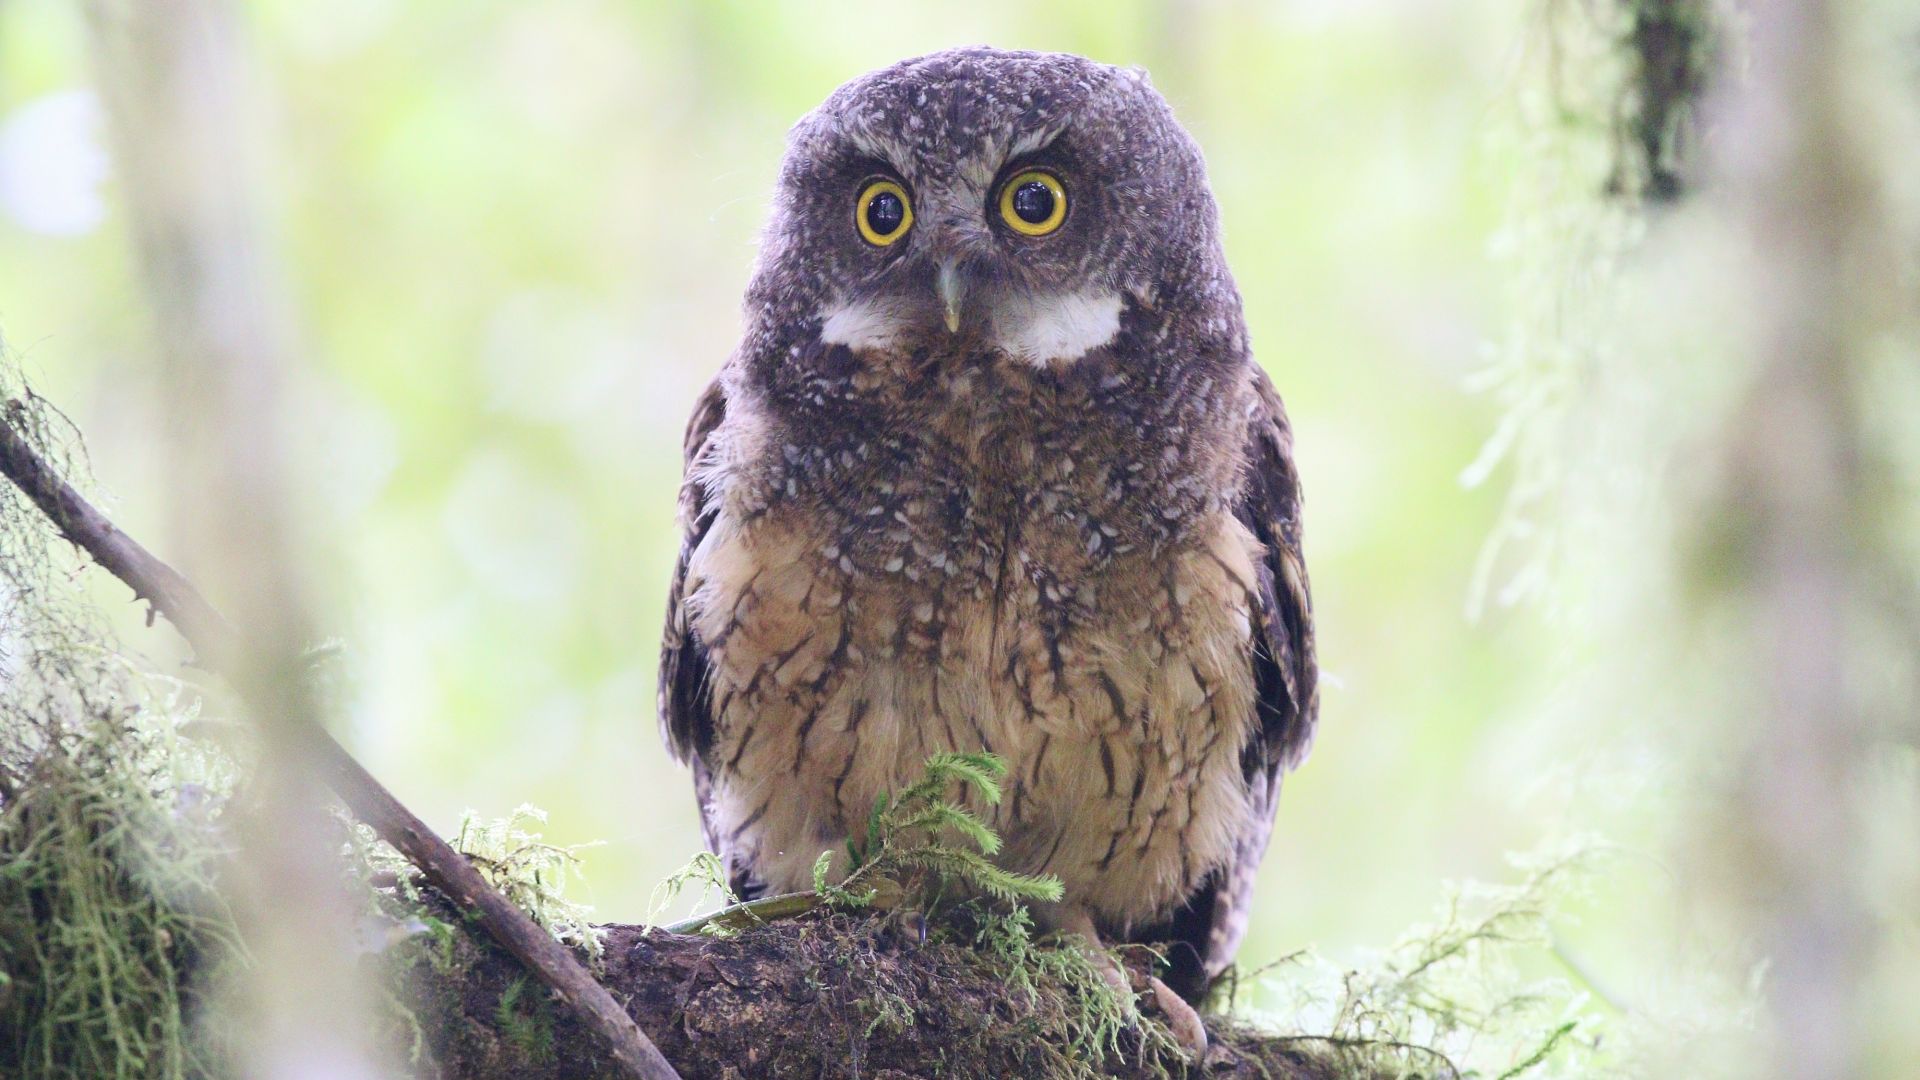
[935, 260, 966, 334]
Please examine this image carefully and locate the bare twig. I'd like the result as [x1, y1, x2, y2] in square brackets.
[0, 409, 683, 1080]
[664, 890, 822, 935]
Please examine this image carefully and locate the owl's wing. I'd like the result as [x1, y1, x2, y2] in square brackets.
[1144, 363, 1319, 1001]
[1236, 365, 1319, 773]
[659, 377, 728, 854]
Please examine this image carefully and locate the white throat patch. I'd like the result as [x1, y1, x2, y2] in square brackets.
[988, 290, 1125, 367]
[816, 288, 1125, 367]
[818, 296, 913, 353]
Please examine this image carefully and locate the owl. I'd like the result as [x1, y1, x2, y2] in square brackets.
[659, 47, 1316, 1042]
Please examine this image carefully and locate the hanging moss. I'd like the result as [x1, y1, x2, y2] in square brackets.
[0, 381, 243, 1079]
[0, 723, 239, 1080]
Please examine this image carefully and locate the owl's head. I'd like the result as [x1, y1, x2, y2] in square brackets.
[746, 48, 1232, 368]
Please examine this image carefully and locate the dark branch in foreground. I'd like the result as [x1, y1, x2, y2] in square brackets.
[0, 406, 683, 1080]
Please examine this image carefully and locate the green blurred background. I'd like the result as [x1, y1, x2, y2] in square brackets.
[0, 0, 1603, 1000]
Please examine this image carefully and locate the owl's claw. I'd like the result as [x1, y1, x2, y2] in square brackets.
[1146, 974, 1209, 1055]
[1056, 908, 1209, 1057]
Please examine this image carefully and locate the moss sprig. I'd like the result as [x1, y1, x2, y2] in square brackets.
[827, 751, 1064, 908]
[449, 805, 604, 964]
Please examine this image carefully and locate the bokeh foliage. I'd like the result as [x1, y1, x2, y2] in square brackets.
[1, 1, 1916, 1076]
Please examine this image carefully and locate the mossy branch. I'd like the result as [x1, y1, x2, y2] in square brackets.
[0, 406, 682, 1080]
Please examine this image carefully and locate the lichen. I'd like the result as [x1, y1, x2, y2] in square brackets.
[1240, 842, 1614, 1078]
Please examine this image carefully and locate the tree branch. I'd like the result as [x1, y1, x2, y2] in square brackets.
[398, 902, 1353, 1080]
[0, 406, 683, 1080]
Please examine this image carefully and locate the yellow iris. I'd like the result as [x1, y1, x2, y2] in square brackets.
[855, 179, 913, 246]
[998, 170, 1067, 236]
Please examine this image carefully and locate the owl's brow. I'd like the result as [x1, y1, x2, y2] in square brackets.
[844, 128, 902, 166]
[1005, 124, 1066, 161]
[847, 121, 1068, 165]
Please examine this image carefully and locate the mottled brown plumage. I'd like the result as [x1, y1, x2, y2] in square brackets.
[659, 47, 1316, 1007]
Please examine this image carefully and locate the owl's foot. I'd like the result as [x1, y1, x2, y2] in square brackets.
[1146, 974, 1209, 1055]
[1053, 907, 1210, 1057]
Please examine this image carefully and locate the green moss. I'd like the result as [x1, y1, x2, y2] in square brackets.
[859, 986, 917, 1039]
[831, 751, 1065, 908]
[492, 976, 556, 1064]
[963, 904, 1182, 1078]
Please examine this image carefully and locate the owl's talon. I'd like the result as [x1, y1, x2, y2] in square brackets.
[1057, 910, 1208, 1056]
[1146, 974, 1209, 1055]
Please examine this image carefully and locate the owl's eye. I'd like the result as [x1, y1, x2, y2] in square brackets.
[856, 179, 913, 246]
[998, 170, 1067, 237]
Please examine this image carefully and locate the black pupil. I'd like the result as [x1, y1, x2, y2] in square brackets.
[1012, 180, 1055, 224]
[866, 191, 905, 236]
